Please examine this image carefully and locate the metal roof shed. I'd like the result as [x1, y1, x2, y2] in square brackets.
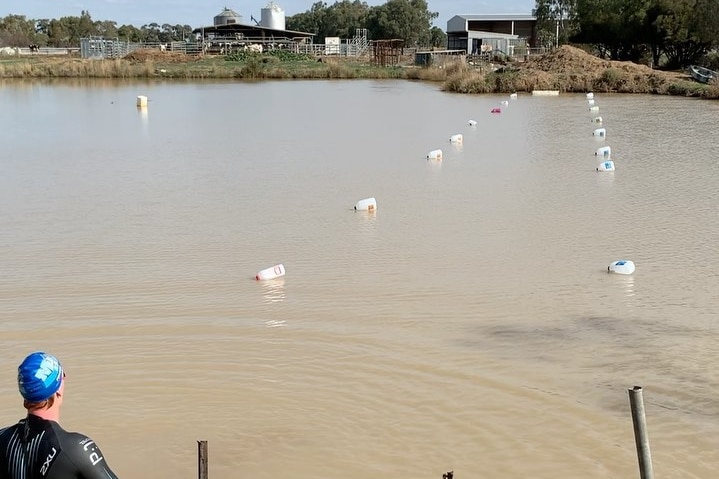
[193, 23, 314, 42]
[447, 13, 538, 50]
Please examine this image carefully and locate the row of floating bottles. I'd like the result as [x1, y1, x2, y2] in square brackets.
[425, 92, 518, 161]
[586, 92, 635, 274]
[256, 92, 634, 281]
[589, 93, 615, 172]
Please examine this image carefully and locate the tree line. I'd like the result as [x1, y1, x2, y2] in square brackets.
[0, 10, 193, 47]
[534, 0, 719, 68]
[285, 0, 447, 48]
[0, 0, 445, 49]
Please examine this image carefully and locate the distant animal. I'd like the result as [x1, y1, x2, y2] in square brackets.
[442, 472, 454, 479]
[244, 43, 263, 53]
[28, 43, 39, 53]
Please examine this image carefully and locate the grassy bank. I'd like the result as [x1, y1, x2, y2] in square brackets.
[0, 52, 420, 80]
[1, 46, 716, 98]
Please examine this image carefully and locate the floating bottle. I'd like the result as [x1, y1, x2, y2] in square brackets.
[256, 264, 286, 281]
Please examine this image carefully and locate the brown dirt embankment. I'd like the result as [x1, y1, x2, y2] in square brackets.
[442, 45, 717, 97]
[522, 45, 691, 90]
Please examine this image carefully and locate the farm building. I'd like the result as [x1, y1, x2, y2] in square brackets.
[446, 14, 539, 56]
[193, 5, 314, 54]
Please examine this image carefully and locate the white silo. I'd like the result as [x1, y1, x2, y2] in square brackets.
[260, 2, 285, 30]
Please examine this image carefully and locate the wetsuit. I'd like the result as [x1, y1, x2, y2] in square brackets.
[0, 414, 119, 479]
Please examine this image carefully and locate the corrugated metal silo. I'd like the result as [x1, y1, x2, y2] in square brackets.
[214, 7, 243, 26]
[260, 2, 285, 30]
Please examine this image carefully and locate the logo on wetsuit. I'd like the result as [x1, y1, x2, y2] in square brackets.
[40, 447, 57, 476]
[80, 438, 104, 466]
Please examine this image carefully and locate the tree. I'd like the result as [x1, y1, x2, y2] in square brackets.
[572, 0, 648, 61]
[141, 22, 161, 43]
[95, 20, 118, 39]
[366, 0, 438, 46]
[0, 14, 37, 46]
[286, 1, 370, 40]
[0, 12, 198, 47]
[46, 18, 70, 46]
[49, 11, 98, 46]
[34, 18, 51, 45]
[429, 26, 446, 48]
[567, 0, 718, 67]
[533, 0, 578, 47]
[117, 24, 143, 42]
[324, 0, 369, 39]
[287, 0, 439, 46]
[286, 2, 330, 37]
[572, 0, 618, 57]
[654, 0, 719, 67]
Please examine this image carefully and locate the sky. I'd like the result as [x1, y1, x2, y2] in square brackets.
[0, 0, 536, 30]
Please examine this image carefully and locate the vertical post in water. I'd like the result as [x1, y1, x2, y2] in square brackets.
[198, 440, 208, 479]
[628, 386, 654, 479]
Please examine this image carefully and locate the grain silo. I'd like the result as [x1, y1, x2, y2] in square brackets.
[260, 2, 285, 30]
[214, 7, 243, 26]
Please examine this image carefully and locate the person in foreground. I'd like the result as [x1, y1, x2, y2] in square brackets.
[0, 352, 120, 478]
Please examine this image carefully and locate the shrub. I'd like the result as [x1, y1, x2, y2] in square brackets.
[592, 68, 627, 91]
[239, 56, 262, 78]
[326, 62, 354, 78]
[442, 58, 468, 76]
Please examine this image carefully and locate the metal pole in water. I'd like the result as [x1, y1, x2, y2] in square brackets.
[198, 440, 208, 479]
[628, 386, 654, 479]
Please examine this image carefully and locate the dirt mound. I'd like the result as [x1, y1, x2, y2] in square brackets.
[504, 44, 695, 94]
[123, 49, 192, 63]
[524, 45, 653, 75]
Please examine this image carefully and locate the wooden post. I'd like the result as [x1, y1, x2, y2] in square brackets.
[198, 440, 208, 479]
[628, 386, 654, 479]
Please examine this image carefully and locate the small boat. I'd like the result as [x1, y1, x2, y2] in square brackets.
[689, 65, 717, 84]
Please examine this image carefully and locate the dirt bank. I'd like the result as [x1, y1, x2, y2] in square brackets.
[522, 45, 691, 87]
[447, 45, 715, 97]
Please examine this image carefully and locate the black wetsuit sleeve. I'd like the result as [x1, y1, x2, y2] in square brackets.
[64, 434, 119, 479]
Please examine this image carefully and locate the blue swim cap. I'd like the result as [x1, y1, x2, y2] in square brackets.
[18, 352, 64, 402]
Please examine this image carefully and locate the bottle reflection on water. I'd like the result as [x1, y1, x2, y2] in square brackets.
[450, 141, 464, 153]
[613, 274, 635, 304]
[261, 278, 286, 327]
[138, 105, 148, 134]
[622, 275, 635, 298]
[595, 169, 614, 187]
[261, 277, 286, 305]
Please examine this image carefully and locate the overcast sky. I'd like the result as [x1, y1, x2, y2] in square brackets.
[0, 0, 536, 30]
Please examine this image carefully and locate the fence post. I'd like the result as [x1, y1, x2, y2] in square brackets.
[628, 386, 654, 479]
[198, 440, 208, 479]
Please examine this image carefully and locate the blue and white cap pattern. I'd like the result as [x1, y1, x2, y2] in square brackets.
[18, 352, 64, 402]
